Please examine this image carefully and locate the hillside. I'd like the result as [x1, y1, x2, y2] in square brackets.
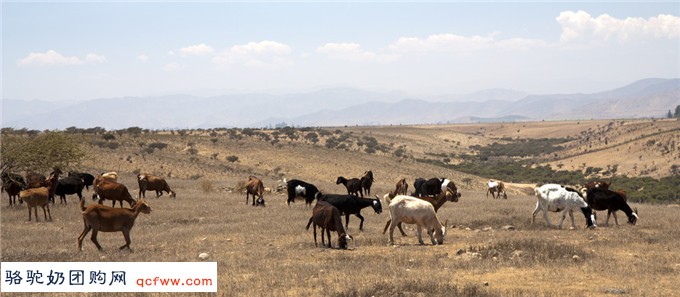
[3, 78, 679, 129]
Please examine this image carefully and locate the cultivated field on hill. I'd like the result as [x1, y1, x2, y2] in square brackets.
[1, 119, 679, 296]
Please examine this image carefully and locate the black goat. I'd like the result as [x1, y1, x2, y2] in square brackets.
[305, 201, 353, 249]
[414, 177, 461, 199]
[317, 194, 382, 231]
[286, 179, 321, 206]
[336, 176, 363, 197]
[586, 188, 638, 226]
[360, 170, 374, 197]
[2, 172, 26, 207]
[68, 171, 95, 190]
[55, 176, 85, 204]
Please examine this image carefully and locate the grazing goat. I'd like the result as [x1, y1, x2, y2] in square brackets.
[383, 188, 458, 236]
[336, 176, 363, 197]
[586, 188, 638, 226]
[244, 175, 265, 206]
[385, 195, 447, 245]
[19, 187, 52, 221]
[393, 178, 409, 196]
[55, 175, 85, 204]
[532, 184, 596, 229]
[487, 179, 508, 199]
[69, 171, 95, 190]
[137, 174, 176, 199]
[413, 177, 461, 200]
[317, 194, 382, 231]
[305, 201, 353, 249]
[2, 172, 25, 207]
[45, 169, 61, 204]
[25, 171, 47, 189]
[78, 198, 152, 251]
[100, 171, 119, 182]
[93, 177, 136, 208]
[286, 179, 321, 206]
[360, 170, 374, 196]
[580, 179, 612, 197]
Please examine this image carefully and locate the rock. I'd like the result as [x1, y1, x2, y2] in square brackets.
[456, 249, 465, 255]
[604, 288, 627, 294]
[483, 282, 489, 286]
[572, 255, 581, 262]
[198, 252, 210, 260]
[511, 250, 523, 258]
[482, 227, 493, 232]
[501, 225, 515, 230]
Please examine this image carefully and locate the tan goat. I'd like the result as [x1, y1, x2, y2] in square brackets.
[78, 198, 152, 251]
[244, 175, 265, 206]
[19, 187, 52, 221]
[137, 174, 176, 199]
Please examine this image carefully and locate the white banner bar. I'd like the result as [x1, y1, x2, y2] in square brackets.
[1, 262, 217, 292]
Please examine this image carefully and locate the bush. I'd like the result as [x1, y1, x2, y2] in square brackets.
[226, 155, 239, 163]
[148, 142, 168, 150]
[201, 180, 213, 193]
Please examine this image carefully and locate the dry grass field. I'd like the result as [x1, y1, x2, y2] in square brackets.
[2, 119, 679, 296]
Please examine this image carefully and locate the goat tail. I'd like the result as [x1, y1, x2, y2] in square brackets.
[79, 197, 86, 211]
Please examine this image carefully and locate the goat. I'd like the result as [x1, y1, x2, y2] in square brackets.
[317, 194, 382, 231]
[385, 195, 447, 245]
[244, 175, 265, 206]
[383, 188, 458, 236]
[68, 171, 95, 190]
[137, 174, 176, 199]
[100, 171, 119, 182]
[579, 179, 612, 197]
[360, 170, 374, 197]
[487, 179, 508, 199]
[24, 171, 47, 189]
[393, 178, 409, 196]
[413, 177, 461, 200]
[336, 176, 363, 197]
[77, 198, 152, 251]
[2, 172, 25, 207]
[586, 188, 638, 226]
[305, 201, 353, 249]
[18, 187, 52, 221]
[532, 184, 596, 229]
[55, 175, 85, 204]
[93, 176, 136, 208]
[286, 179, 321, 206]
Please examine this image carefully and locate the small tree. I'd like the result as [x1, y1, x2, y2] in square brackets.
[675, 105, 680, 119]
[1, 132, 86, 174]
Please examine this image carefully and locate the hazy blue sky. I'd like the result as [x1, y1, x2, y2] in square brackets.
[2, 1, 679, 101]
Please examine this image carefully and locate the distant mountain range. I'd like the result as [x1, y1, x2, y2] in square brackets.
[2, 78, 679, 130]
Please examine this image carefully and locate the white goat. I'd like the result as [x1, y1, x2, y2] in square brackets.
[385, 195, 447, 245]
[532, 184, 596, 229]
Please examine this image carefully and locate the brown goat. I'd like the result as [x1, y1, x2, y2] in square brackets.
[78, 198, 152, 251]
[394, 178, 409, 196]
[306, 201, 353, 249]
[19, 187, 52, 221]
[244, 176, 265, 206]
[93, 177, 136, 208]
[137, 174, 176, 199]
[336, 176, 363, 197]
[382, 188, 457, 236]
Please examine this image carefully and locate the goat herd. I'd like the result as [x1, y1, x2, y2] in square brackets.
[1, 168, 639, 252]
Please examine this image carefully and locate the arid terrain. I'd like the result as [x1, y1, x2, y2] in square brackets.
[1, 119, 679, 296]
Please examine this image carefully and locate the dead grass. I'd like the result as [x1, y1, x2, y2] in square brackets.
[2, 120, 679, 296]
[2, 179, 679, 296]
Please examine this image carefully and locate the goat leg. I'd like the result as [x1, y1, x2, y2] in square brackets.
[120, 229, 132, 250]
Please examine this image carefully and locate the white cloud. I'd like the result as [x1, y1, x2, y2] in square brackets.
[557, 10, 680, 43]
[162, 62, 183, 72]
[385, 33, 547, 54]
[316, 42, 399, 62]
[85, 53, 106, 63]
[213, 40, 292, 68]
[180, 43, 214, 56]
[18, 50, 106, 66]
[137, 54, 149, 62]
